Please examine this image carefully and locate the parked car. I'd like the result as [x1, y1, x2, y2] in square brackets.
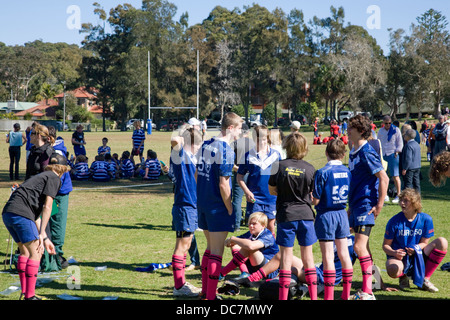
[292, 114, 308, 125]
[126, 119, 144, 130]
[356, 111, 372, 120]
[206, 119, 221, 129]
[56, 121, 69, 131]
[339, 111, 354, 122]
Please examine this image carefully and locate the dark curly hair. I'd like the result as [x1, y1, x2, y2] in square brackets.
[348, 114, 372, 140]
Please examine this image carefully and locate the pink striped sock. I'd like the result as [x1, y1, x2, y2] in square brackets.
[248, 268, 266, 282]
[305, 268, 318, 300]
[278, 269, 291, 300]
[341, 268, 353, 300]
[25, 259, 40, 299]
[221, 251, 247, 276]
[206, 254, 222, 300]
[359, 255, 373, 294]
[201, 250, 210, 296]
[17, 256, 28, 294]
[172, 254, 185, 290]
[425, 249, 447, 279]
[323, 269, 336, 300]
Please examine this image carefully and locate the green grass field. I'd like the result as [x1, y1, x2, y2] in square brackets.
[0, 126, 448, 301]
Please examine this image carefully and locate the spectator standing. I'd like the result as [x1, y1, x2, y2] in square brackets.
[131, 120, 145, 163]
[401, 129, 422, 193]
[433, 115, 448, 156]
[290, 121, 301, 133]
[231, 123, 254, 231]
[6, 123, 27, 180]
[71, 125, 86, 157]
[377, 116, 403, 203]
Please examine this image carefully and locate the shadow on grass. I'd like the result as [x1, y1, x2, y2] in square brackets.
[84, 222, 172, 232]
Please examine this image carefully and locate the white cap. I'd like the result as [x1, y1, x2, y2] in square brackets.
[290, 121, 301, 130]
[188, 117, 201, 126]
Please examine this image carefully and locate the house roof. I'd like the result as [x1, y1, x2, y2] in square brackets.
[88, 105, 105, 114]
[14, 99, 58, 117]
[0, 101, 39, 112]
[54, 86, 97, 100]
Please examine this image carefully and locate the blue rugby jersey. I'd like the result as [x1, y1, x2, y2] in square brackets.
[313, 160, 351, 214]
[97, 145, 111, 155]
[237, 228, 279, 261]
[237, 147, 280, 205]
[170, 147, 197, 208]
[120, 158, 135, 177]
[107, 161, 118, 177]
[132, 129, 145, 152]
[348, 142, 384, 215]
[196, 137, 234, 212]
[143, 158, 161, 179]
[90, 160, 111, 181]
[384, 212, 434, 252]
[74, 162, 90, 180]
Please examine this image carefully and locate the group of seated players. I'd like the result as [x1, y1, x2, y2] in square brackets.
[69, 138, 164, 182]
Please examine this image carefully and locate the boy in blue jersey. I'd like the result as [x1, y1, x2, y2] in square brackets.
[72, 155, 90, 181]
[119, 151, 135, 178]
[347, 114, 389, 298]
[220, 212, 279, 280]
[90, 154, 111, 182]
[140, 150, 162, 180]
[104, 153, 119, 179]
[97, 137, 111, 155]
[237, 125, 280, 235]
[71, 125, 86, 157]
[383, 189, 447, 292]
[170, 128, 203, 297]
[196, 112, 243, 300]
[131, 121, 145, 163]
[268, 132, 317, 300]
[312, 139, 353, 300]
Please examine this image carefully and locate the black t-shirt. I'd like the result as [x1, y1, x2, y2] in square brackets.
[268, 158, 315, 223]
[3, 171, 61, 221]
[25, 143, 54, 180]
[72, 131, 84, 145]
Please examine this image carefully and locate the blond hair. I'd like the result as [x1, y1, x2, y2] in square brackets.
[248, 211, 268, 228]
[282, 132, 308, 160]
[45, 164, 71, 177]
[398, 188, 422, 213]
[34, 124, 55, 145]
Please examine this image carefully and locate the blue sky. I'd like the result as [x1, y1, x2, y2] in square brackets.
[1, 0, 449, 54]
